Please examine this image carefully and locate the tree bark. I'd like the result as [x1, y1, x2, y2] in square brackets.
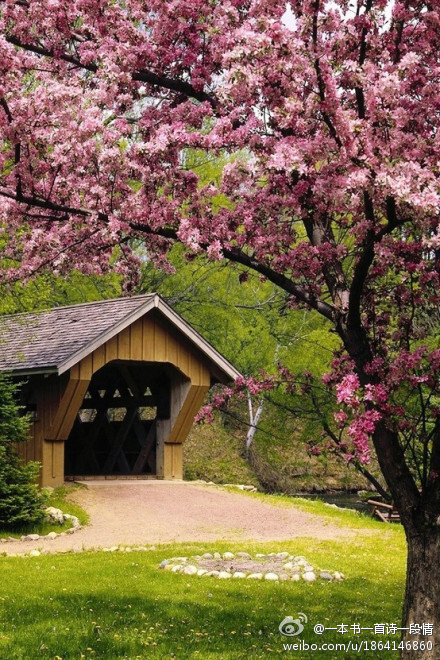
[246, 394, 264, 457]
[400, 527, 440, 659]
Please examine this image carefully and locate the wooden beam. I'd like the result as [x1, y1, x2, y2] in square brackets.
[102, 407, 138, 473]
[46, 377, 89, 441]
[132, 421, 156, 474]
[167, 385, 209, 444]
[78, 395, 157, 409]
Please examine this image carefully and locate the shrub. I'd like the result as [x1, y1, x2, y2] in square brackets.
[0, 373, 46, 530]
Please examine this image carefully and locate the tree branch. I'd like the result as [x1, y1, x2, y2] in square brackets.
[222, 246, 336, 321]
[354, 0, 373, 120]
[312, 0, 343, 148]
[6, 35, 217, 109]
[303, 213, 349, 310]
[0, 96, 22, 197]
[347, 194, 404, 330]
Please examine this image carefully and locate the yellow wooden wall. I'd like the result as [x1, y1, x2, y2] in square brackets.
[69, 314, 211, 386]
[30, 312, 213, 486]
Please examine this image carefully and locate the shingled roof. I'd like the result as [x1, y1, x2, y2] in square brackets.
[0, 294, 240, 380]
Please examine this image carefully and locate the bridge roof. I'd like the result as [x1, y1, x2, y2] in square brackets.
[0, 294, 240, 383]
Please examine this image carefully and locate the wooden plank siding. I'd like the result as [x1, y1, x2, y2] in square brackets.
[74, 315, 212, 387]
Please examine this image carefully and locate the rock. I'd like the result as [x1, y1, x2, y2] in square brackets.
[255, 553, 266, 558]
[232, 572, 247, 578]
[291, 574, 300, 581]
[235, 552, 251, 559]
[222, 552, 235, 560]
[159, 560, 169, 569]
[164, 564, 174, 571]
[303, 572, 316, 582]
[171, 565, 183, 573]
[264, 573, 279, 581]
[29, 550, 41, 557]
[197, 569, 207, 576]
[183, 565, 198, 575]
[334, 572, 344, 580]
[276, 552, 290, 559]
[247, 573, 263, 580]
[110, 546, 118, 552]
[46, 532, 58, 540]
[283, 562, 293, 570]
[319, 572, 334, 581]
[202, 553, 213, 559]
[21, 534, 40, 541]
[213, 552, 221, 559]
[44, 507, 64, 524]
[218, 571, 232, 579]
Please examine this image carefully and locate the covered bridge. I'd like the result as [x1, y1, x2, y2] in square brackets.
[0, 295, 240, 487]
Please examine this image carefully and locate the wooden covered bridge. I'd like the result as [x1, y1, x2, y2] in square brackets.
[0, 295, 240, 487]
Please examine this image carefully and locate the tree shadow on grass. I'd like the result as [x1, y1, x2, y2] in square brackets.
[0, 569, 403, 659]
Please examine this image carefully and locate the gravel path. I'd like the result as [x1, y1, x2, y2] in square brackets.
[1, 481, 358, 556]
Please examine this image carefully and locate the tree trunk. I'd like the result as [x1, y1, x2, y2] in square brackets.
[246, 394, 264, 457]
[400, 527, 440, 659]
[367, 422, 440, 659]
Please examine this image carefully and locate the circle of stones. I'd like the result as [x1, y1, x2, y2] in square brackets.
[159, 551, 344, 582]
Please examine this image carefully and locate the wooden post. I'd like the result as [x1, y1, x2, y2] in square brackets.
[42, 375, 90, 487]
[156, 374, 209, 480]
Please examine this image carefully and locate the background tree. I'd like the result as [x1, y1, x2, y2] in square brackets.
[0, 2, 440, 655]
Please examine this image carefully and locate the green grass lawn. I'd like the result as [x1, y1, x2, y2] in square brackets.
[0, 499, 406, 659]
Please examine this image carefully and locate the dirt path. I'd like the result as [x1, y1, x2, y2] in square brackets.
[1, 481, 358, 556]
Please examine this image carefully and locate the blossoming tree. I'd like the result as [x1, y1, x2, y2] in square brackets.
[0, 1, 439, 655]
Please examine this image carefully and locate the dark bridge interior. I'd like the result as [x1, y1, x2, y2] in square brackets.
[65, 361, 171, 476]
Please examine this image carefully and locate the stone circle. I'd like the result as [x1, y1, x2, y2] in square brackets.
[159, 551, 344, 582]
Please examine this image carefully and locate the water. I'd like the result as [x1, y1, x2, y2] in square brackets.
[295, 492, 370, 514]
